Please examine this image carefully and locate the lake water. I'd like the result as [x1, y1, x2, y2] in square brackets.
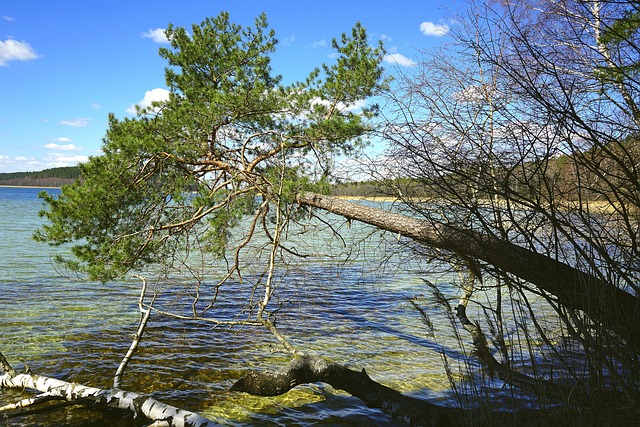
[0, 186, 544, 426]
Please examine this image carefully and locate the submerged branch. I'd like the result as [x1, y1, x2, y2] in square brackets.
[0, 370, 218, 427]
[231, 354, 577, 426]
[451, 261, 592, 403]
[231, 354, 458, 426]
[0, 392, 65, 413]
[454, 303, 584, 402]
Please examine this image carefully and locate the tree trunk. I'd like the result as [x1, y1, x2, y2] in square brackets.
[232, 354, 578, 426]
[232, 354, 461, 426]
[296, 192, 640, 347]
[0, 371, 218, 427]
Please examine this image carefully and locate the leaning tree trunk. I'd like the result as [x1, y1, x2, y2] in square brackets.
[296, 192, 640, 348]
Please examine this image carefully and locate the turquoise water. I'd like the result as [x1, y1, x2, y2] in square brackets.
[0, 186, 539, 426]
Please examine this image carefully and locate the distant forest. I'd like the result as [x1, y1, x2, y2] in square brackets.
[0, 166, 81, 187]
[0, 165, 386, 196]
[330, 180, 384, 197]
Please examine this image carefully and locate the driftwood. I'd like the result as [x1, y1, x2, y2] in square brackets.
[232, 353, 460, 426]
[0, 367, 218, 427]
[231, 353, 583, 427]
[0, 276, 219, 426]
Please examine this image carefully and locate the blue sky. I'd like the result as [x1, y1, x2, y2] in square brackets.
[0, 0, 454, 173]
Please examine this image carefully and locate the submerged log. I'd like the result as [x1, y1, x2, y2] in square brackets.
[232, 354, 459, 426]
[231, 354, 582, 426]
[0, 371, 218, 427]
[297, 192, 640, 347]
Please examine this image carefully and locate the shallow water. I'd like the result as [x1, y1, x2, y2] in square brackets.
[0, 186, 548, 426]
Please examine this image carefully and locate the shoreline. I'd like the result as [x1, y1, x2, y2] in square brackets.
[335, 195, 627, 214]
[0, 185, 61, 189]
[335, 195, 398, 202]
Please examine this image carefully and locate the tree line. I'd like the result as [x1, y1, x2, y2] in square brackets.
[0, 166, 80, 187]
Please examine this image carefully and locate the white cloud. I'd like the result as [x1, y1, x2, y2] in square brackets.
[51, 137, 72, 143]
[47, 153, 88, 166]
[2, 16, 15, 22]
[344, 99, 366, 111]
[451, 85, 485, 102]
[282, 34, 296, 46]
[60, 118, 90, 127]
[142, 28, 169, 44]
[126, 88, 170, 114]
[0, 153, 87, 173]
[384, 53, 416, 67]
[91, 103, 101, 109]
[311, 97, 366, 113]
[420, 21, 450, 37]
[0, 39, 39, 66]
[45, 143, 81, 151]
[311, 39, 327, 48]
[0, 155, 38, 173]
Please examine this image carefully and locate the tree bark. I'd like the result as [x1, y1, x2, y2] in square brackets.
[232, 354, 579, 426]
[296, 192, 640, 347]
[0, 371, 218, 427]
[232, 354, 460, 426]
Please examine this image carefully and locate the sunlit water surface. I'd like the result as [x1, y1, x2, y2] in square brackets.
[0, 186, 554, 426]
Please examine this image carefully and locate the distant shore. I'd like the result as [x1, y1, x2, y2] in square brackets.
[335, 195, 626, 214]
[0, 185, 61, 189]
[335, 195, 398, 202]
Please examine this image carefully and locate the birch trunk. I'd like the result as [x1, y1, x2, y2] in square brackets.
[0, 372, 218, 427]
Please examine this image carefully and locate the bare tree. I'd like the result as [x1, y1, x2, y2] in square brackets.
[375, 0, 640, 414]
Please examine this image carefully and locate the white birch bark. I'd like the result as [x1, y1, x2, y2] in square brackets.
[0, 372, 219, 427]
